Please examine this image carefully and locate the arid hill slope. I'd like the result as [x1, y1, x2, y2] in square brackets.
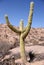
[0, 24, 44, 65]
[0, 24, 44, 46]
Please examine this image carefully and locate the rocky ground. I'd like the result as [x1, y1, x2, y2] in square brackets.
[0, 24, 44, 65]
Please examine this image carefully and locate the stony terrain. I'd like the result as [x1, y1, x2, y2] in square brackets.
[0, 24, 44, 65]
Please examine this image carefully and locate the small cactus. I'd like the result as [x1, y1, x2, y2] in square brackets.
[5, 2, 34, 64]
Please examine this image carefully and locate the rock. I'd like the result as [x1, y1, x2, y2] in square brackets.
[0, 39, 16, 59]
[2, 45, 44, 60]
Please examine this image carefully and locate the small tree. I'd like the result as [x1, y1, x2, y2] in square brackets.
[5, 2, 34, 64]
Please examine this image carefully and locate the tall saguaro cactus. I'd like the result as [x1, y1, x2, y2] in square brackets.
[5, 2, 34, 64]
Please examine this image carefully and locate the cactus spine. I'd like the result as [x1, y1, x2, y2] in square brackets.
[5, 2, 34, 64]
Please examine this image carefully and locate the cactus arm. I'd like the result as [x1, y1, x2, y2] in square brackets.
[19, 19, 24, 31]
[22, 2, 34, 39]
[19, 20, 26, 33]
[5, 15, 21, 33]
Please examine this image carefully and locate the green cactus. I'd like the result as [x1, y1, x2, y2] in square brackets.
[5, 2, 34, 64]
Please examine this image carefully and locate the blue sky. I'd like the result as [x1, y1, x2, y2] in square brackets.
[0, 0, 44, 28]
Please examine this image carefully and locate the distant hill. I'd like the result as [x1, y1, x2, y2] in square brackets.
[0, 24, 44, 46]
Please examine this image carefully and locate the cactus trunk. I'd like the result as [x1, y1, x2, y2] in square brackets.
[20, 36, 27, 63]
